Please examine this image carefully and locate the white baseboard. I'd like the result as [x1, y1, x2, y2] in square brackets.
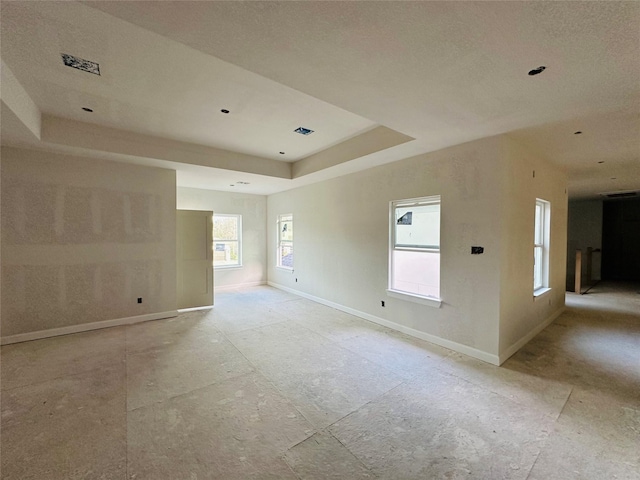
[498, 306, 565, 365]
[215, 281, 266, 292]
[268, 281, 501, 366]
[178, 306, 214, 313]
[1, 310, 179, 345]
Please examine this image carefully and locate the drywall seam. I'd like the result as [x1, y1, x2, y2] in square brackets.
[498, 306, 565, 365]
[0, 310, 178, 345]
[268, 281, 501, 366]
[214, 281, 267, 292]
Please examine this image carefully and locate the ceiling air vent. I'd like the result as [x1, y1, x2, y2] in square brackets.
[294, 127, 314, 135]
[600, 191, 638, 199]
[61, 53, 101, 75]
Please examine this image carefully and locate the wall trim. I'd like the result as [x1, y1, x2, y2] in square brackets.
[214, 281, 266, 292]
[178, 306, 214, 313]
[268, 281, 501, 366]
[498, 306, 565, 365]
[0, 310, 179, 345]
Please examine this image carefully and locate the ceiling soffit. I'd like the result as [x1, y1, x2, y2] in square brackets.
[0, 1, 384, 162]
[35, 115, 414, 181]
[1, 1, 639, 198]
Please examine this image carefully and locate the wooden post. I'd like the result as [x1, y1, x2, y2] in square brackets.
[586, 247, 593, 286]
[575, 249, 582, 294]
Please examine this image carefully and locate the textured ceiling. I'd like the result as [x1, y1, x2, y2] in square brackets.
[2, 1, 639, 197]
[0, 1, 377, 162]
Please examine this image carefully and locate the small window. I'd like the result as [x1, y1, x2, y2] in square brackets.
[534, 199, 550, 292]
[213, 214, 241, 268]
[277, 214, 293, 269]
[389, 196, 441, 300]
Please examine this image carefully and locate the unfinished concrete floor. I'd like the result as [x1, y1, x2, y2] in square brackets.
[1, 282, 638, 479]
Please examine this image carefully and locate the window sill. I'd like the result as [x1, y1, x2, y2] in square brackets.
[533, 287, 552, 299]
[386, 289, 442, 308]
[276, 266, 294, 272]
[214, 265, 242, 270]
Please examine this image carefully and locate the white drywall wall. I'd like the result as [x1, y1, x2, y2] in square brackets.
[268, 136, 505, 358]
[268, 134, 568, 363]
[177, 187, 267, 289]
[1, 147, 177, 337]
[498, 137, 568, 360]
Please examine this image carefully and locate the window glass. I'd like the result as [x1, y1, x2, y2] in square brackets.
[390, 196, 440, 299]
[534, 199, 550, 291]
[534, 203, 543, 245]
[395, 203, 440, 249]
[277, 214, 293, 269]
[214, 214, 241, 267]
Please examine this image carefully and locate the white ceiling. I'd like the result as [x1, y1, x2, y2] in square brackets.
[2, 1, 639, 198]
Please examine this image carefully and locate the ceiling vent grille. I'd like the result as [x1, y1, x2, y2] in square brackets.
[61, 53, 101, 75]
[600, 191, 638, 199]
[294, 127, 314, 135]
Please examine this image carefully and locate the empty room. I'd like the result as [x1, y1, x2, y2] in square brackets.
[1, 2, 638, 479]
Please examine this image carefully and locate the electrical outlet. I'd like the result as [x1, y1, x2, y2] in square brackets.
[381, 300, 385, 307]
[137, 298, 142, 304]
[295, 278, 298, 282]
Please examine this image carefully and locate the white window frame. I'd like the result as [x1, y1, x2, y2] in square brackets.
[213, 214, 242, 269]
[277, 213, 293, 270]
[534, 199, 551, 295]
[388, 195, 441, 307]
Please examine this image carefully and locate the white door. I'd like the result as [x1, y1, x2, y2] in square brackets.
[177, 210, 213, 309]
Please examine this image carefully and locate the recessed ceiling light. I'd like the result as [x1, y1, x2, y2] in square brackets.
[294, 127, 314, 135]
[528, 66, 546, 76]
[82, 107, 93, 112]
[279, 152, 285, 155]
[221, 109, 230, 114]
[61, 53, 100, 75]
[574, 131, 582, 135]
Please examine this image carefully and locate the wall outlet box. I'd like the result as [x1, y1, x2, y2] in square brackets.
[137, 298, 142, 304]
[471, 246, 484, 254]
